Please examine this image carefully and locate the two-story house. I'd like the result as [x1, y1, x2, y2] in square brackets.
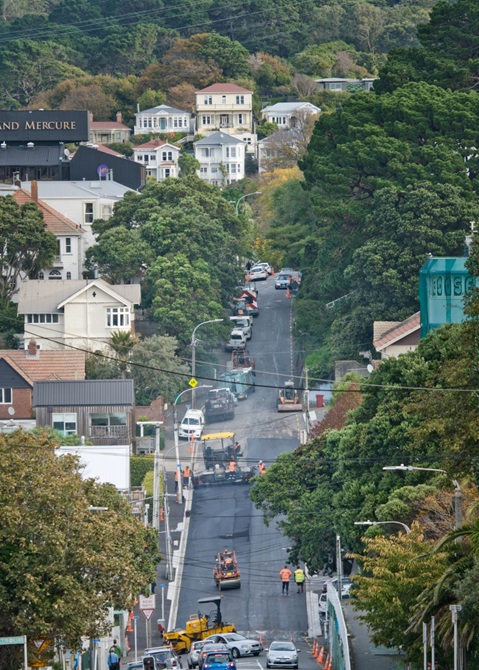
[18, 278, 141, 351]
[89, 112, 131, 145]
[195, 84, 257, 150]
[315, 77, 377, 92]
[194, 132, 245, 185]
[133, 104, 193, 135]
[260, 102, 321, 129]
[12, 182, 86, 283]
[132, 139, 181, 181]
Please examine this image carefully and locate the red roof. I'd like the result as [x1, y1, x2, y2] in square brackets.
[96, 145, 124, 157]
[196, 83, 252, 94]
[91, 121, 130, 130]
[134, 139, 176, 150]
[373, 312, 421, 351]
[0, 350, 86, 385]
[13, 190, 85, 235]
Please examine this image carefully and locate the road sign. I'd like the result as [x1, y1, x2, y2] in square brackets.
[188, 378, 198, 388]
[0, 636, 24, 645]
[32, 638, 52, 654]
[139, 594, 156, 621]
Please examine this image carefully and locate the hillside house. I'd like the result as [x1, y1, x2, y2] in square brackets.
[194, 132, 245, 185]
[260, 102, 320, 129]
[134, 105, 193, 135]
[195, 84, 256, 150]
[132, 139, 181, 181]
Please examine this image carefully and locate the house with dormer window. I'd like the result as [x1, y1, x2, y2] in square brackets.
[132, 139, 181, 181]
[17, 279, 140, 351]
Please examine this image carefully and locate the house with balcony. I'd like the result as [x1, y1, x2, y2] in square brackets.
[11, 182, 86, 283]
[33, 379, 135, 446]
[195, 83, 257, 150]
[89, 112, 131, 145]
[193, 131, 245, 185]
[260, 102, 320, 129]
[132, 139, 181, 181]
[18, 278, 141, 351]
[133, 104, 193, 136]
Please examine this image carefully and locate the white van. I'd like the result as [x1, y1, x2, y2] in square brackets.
[178, 409, 205, 440]
[229, 315, 252, 339]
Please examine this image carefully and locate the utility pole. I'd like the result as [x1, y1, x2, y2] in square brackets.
[304, 367, 310, 438]
[153, 424, 160, 531]
[336, 534, 342, 602]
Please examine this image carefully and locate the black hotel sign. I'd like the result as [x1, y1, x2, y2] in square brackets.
[0, 110, 89, 142]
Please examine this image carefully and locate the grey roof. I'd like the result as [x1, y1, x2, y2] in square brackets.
[33, 379, 134, 407]
[194, 131, 244, 146]
[315, 78, 360, 83]
[258, 130, 302, 145]
[18, 279, 141, 314]
[21, 180, 133, 199]
[261, 102, 319, 114]
[137, 104, 189, 115]
[0, 145, 64, 166]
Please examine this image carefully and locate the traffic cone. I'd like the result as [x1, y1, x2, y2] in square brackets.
[324, 654, 332, 670]
[160, 508, 164, 522]
[259, 634, 264, 647]
[126, 612, 133, 633]
[311, 640, 317, 657]
[317, 646, 324, 664]
[286, 288, 291, 298]
[271, 267, 275, 276]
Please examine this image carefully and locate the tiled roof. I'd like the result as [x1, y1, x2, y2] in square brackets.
[13, 189, 85, 235]
[373, 321, 400, 341]
[95, 145, 125, 157]
[91, 121, 130, 130]
[196, 83, 252, 94]
[374, 312, 421, 351]
[134, 139, 179, 150]
[0, 350, 85, 385]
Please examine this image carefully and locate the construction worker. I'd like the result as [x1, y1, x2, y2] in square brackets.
[280, 565, 293, 595]
[183, 466, 191, 487]
[228, 461, 236, 479]
[295, 566, 305, 593]
[259, 460, 267, 475]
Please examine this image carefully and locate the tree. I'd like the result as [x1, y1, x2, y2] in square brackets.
[108, 331, 141, 378]
[129, 335, 189, 405]
[59, 83, 117, 119]
[85, 227, 153, 284]
[166, 82, 196, 112]
[0, 428, 157, 669]
[178, 152, 200, 177]
[0, 196, 57, 308]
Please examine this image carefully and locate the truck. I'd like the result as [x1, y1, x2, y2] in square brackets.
[277, 380, 303, 412]
[204, 388, 236, 423]
[218, 368, 255, 400]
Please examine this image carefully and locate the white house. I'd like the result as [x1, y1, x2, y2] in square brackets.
[194, 132, 245, 185]
[132, 139, 181, 181]
[260, 102, 320, 129]
[21, 180, 134, 249]
[257, 130, 303, 174]
[89, 112, 131, 145]
[18, 279, 141, 351]
[134, 104, 193, 135]
[195, 83, 256, 150]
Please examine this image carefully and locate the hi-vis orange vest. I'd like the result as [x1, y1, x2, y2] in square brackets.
[280, 568, 292, 582]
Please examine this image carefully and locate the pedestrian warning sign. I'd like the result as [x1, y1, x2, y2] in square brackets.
[188, 378, 198, 388]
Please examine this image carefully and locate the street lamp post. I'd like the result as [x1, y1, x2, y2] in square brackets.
[450, 605, 462, 670]
[191, 319, 223, 408]
[354, 519, 411, 534]
[233, 191, 262, 216]
[383, 464, 462, 529]
[174, 386, 212, 503]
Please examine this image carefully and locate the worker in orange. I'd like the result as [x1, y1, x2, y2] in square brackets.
[183, 466, 191, 487]
[280, 565, 293, 596]
[259, 460, 267, 475]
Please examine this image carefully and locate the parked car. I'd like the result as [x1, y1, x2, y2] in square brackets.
[202, 651, 236, 670]
[202, 633, 262, 659]
[275, 273, 292, 290]
[329, 576, 353, 598]
[255, 261, 272, 275]
[265, 641, 299, 669]
[198, 644, 229, 670]
[249, 266, 268, 281]
[178, 408, 205, 440]
[318, 591, 328, 615]
[229, 316, 252, 339]
[225, 328, 247, 352]
[143, 646, 181, 669]
[187, 641, 205, 668]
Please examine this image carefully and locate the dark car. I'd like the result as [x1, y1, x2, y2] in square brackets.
[205, 388, 236, 423]
[202, 651, 236, 670]
[198, 644, 229, 670]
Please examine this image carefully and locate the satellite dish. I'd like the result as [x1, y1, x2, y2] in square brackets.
[8, 407, 15, 416]
[367, 364, 374, 374]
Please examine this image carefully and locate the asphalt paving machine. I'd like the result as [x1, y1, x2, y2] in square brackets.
[277, 380, 303, 412]
[164, 596, 236, 653]
[214, 549, 241, 590]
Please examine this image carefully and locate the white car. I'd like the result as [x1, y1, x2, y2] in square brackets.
[249, 266, 268, 281]
[225, 328, 247, 351]
[229, 316, 252, 339]
[187, 641, 205, 668]
[202, 633, 262, 659]
[255, 261, 272, 275]
[178, 409, 205, 440]
[266, 641, 300, 669]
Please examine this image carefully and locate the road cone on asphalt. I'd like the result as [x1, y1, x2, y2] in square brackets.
[126, 612, 134, 633]
[311, 640, 317, 657]
[286, 288, 291, 298]
[317, 646, 325, 664]
[324, 654, 332, 670]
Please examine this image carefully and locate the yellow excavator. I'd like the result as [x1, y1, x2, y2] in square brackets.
[163, 596, 236, 653]
[277, 380, 303, 412]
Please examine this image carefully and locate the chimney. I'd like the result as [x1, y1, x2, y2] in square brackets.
[89, 111, 93, 123]
[27, 339, 37, 357]
[31, 180, 38, 203]
[116, 111, 122, 123]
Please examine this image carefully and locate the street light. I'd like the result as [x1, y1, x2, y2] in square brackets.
[354, 520, 411, 534]
[173, 385, 212, 503]
[383, 464, 462, 529]
[191, 319, 223, 408]
[233, 191, 262, 216]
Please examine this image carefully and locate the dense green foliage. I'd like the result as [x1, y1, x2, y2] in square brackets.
[130, 455, 155, 488]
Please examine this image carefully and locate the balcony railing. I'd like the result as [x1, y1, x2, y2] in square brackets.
[90, 425, 129, 439]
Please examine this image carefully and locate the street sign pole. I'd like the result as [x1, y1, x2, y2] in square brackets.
[24, 636, 28, 670]
[134, 616, 138, 662]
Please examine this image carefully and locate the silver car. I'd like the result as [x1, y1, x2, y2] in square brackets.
[202, 633, 262, 659]
[187, 641, 205, 668]
[143, 646, 181, 669]
[266, 641, 300, 668]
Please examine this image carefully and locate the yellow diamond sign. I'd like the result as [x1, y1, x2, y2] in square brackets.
[188, 378, 198, 388]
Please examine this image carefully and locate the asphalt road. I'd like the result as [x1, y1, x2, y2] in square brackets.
[176, 276, 308, 643]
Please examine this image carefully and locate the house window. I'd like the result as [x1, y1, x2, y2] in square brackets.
[174, 118, 178, 127]
[136, 154, 143, 161]
[222, 95, 226, 104]
[144, 155, 149, 163]
[102, 204, 112, 218]
[65, 237, 72, 253]
[200, 167, 208, 174]
[148, 117, 152, 127]
[146, 169, 153, 177]
[0, 388, 12, 404]
[90, 412, 127, 437]
[202, 148, 210, 157]
[231, 164, 236, 174]
[211, 167, 218, 173]
[66, 272, 72, 280]
[329, 82, 343, 91]
[84, 203, 94, 224]
[27, 314, 59, 323]
[150, 154, 156, 161]
[164, 168, 171, 178]
[178, 118, 183, 128]
[236, 95, 244, 104]
[106, 306, 130, 327]
[238, 114, 243, 124]
[204, 96, 212, 105]
[52, 412, 77, 435]
[202, 115, 212, 125]
[49, 270, 62, 280]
